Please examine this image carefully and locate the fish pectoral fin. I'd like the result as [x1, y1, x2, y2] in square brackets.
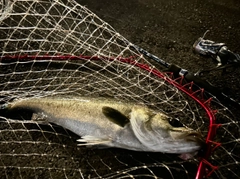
[77, 135, 111, 146]
[102, 106, 130, 127]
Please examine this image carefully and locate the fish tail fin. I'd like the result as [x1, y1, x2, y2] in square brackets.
[77, 135, 111, 146]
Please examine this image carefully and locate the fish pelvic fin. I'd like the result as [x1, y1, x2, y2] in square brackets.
[77, 135, 111, 146]
[102, 106, 130, 127]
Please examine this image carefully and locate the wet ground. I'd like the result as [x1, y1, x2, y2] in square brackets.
[78, 0, 240, 103]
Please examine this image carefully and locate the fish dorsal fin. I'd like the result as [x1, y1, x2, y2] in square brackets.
[102, 106, 130, 127]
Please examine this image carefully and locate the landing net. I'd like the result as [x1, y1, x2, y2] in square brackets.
[0, 0, 239, 178]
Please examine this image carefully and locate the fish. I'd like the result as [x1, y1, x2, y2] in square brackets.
[3, 96, 204, 159]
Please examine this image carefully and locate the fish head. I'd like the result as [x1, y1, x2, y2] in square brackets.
[129, 105, 204, 155]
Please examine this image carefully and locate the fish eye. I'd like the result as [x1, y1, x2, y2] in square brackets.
[169, 118, 184, 127]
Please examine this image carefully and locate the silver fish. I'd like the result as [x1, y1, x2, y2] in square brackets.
[5, 97, 203, 158]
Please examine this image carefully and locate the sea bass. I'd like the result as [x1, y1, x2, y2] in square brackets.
[4, 97, 204, 158]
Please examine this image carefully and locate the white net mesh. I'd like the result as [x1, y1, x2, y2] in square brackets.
[0, 0, 239, 178]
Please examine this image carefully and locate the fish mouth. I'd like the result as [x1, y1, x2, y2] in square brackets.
[184, 131, 205, 145]
[171, 129, 205, 146]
